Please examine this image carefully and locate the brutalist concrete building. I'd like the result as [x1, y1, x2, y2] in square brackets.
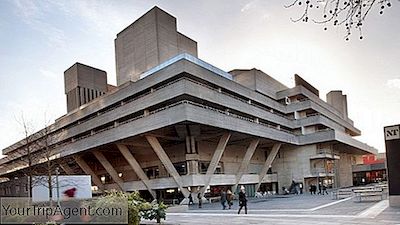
[0, 7, 377, 202]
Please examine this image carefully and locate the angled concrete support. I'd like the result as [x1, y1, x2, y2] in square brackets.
[255, 143, 282, 192]
[93, 151, 124, 190]
[201, 132, 231, 194]
[232, 138, 260, 192]
[117, 144, 156, 198]
[73, 155, 103, 190]
[59, 162, 74, 175]
[145, 135, 189, 197]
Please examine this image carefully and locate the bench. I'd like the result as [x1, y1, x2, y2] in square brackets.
[208, 196, 221, 203]
[333, 189, 353, 199]
[353, 189, 383, 202]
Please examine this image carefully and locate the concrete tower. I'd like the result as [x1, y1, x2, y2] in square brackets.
[115, 6, 198, 85]
[64, 63, 108, 112]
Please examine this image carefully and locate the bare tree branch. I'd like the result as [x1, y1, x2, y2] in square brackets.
[285, 0, 393, 40]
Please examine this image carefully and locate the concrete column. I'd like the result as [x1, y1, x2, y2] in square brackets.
[59, 162, 74, 175]
[75, 88, 80, 108]
[92, 151, 124, 190]
[73, 155, 103, 190]
[255, 143, 282, 192]
[145, 136, 190, 198]
[232, 139, 260, 192]
[78, 88, 83, 106]
[185, 136, 191, 154]
[117, 144, 156, 198]
[201, 132, 231, 194]
[190, 136, 196, 153]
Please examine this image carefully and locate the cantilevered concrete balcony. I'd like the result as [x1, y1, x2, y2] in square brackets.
[305, 168, 335, 178]
[310, 149, 341, 160]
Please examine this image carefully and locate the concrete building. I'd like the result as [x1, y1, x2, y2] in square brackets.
[352, 153, 387, 186]
[0, 6, 377, 202]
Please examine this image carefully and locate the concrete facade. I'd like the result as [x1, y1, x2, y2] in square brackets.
[0, 7, 378, 202]
[64, 63, 108, 112]
[115, 7, 197, 85]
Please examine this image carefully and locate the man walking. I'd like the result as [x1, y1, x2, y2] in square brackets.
[221, 189, 227, 210]
[197, 192, 202, 208]
[238, 187, 247, 214]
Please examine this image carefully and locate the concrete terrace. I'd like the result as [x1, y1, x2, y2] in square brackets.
[162, 194, 400, 225]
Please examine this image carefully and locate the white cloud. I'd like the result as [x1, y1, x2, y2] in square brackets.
[40, 68, 57, 79]
[386, 78, 400, 89]
[11, 0, 67, 49]
[241, 0, 258, 12]
[59, 0, 129, 38]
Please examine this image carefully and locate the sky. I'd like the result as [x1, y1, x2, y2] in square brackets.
[0, 0, 399, 154]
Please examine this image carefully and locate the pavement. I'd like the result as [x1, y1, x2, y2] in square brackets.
[156, 194, 400, 225]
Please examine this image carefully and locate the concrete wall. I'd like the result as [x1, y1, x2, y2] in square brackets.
[229, 69, 288, 99]
[115, 7, 197, 85]
[64, 63, 108, 112]
[327, 91, 348, 120]
[0, 177, 28, 197]
[177, 32, 198, 56]
[272, 145, 316, 190]
[337, 153, 354, 187]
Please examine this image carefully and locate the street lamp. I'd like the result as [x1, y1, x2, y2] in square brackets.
[56, 167, 60, 207]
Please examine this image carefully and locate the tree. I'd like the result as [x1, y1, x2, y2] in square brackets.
[13, 114, 40, 198]
[11, 113, 69, 205]
[285, 0, 394, 40]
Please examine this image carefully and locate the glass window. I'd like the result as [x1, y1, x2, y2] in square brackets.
[198, 161, 223, 174]
[144, 166, 159, 179]
[173, 162, 187, 175]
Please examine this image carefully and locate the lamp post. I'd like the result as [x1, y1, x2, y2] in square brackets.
[56, 167, 60, 207]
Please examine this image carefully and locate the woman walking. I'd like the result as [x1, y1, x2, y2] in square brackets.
[227, 189, 233, 209]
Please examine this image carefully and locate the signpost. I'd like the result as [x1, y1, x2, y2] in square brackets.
[384, 125, 400, 207]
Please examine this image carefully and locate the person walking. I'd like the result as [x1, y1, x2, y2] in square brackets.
[299, 183, 303, 194]
[318, 183, 322, 195]
[227, 189, 233, 209]
[197, 192, 202, 208]
[238, 187, 247, 214]
[322, 184, 328, 195]
[221, 189, 227, 210]
[188, 192, 194, 205]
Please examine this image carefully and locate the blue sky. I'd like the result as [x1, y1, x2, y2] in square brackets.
[0, 0, 399, 153]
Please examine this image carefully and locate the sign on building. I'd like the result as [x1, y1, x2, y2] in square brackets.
[385, 125, 400, 141]
[384, 124, 400, 207]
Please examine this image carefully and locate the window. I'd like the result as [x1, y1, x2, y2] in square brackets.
[199, 161, 223, 174]
[144, 166, 159, 179]
[173, 162, 187, 175]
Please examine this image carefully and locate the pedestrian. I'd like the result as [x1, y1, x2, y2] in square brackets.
[227, 189, 233, 209]
[197, 192, 202, 208]
[309, 184, 313, 195]
[312, 184, 317, 195]
[238, 187, 247, 214]
[188, 192, 194, 205]
[322, 185, 328, 195]
[299, 183, 303, 194]
[221, 189, 227, 210]
[318, 183, 322, 195]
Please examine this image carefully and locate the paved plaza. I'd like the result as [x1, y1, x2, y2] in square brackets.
[162, 194, 400, 224]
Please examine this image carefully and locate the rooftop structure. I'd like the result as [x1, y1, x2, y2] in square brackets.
[0, 6, 377, 201]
